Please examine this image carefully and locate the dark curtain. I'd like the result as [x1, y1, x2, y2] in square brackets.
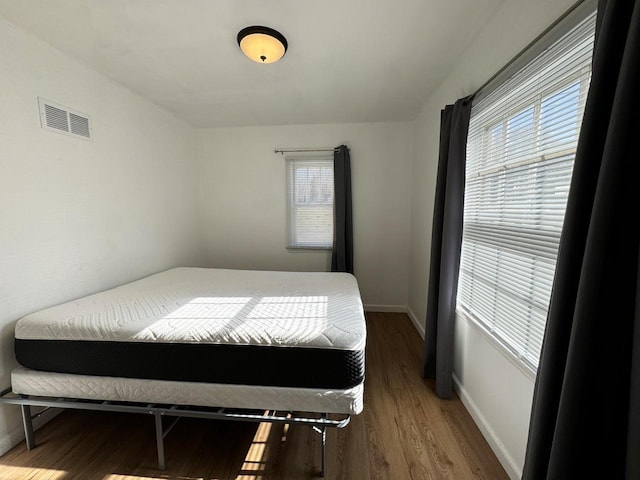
[332, 145, 354, 274]
[523, 1, 640, 478]
[422, 97, 473, 399]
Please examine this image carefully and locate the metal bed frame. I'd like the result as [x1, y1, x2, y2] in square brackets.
[0, 386, 351, 477]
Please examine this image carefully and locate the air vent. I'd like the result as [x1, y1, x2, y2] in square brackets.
[69, 112, 90, 138]
[38, 98, 92, 141]
[44, 104, 69, 132]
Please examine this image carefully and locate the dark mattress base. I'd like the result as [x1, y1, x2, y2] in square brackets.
[14, 339, 365, 389]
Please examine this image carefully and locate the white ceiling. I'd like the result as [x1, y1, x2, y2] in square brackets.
[0, 0, 504, 127]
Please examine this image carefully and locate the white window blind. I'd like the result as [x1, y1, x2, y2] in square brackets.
[287, 157, 334, 249]
[457, 11, 596, 372]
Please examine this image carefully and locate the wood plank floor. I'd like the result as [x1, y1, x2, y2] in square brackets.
[0, 313, 508, 480]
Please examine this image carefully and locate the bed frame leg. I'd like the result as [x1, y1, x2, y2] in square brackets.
[320, 413, 327, 478]
[21, 405, 35, 450]
[154, 413, 166, 470]
[320, 426, 327, 477]
[313, 413, 328, 477]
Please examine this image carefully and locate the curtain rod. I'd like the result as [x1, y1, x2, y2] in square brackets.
[274, 148, 338, 154]
[471, 0, 591, 102]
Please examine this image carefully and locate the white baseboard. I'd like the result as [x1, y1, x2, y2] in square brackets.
[452, 374, 522, 480]
[0, 407, 61, 457]
[363, 304, 407, 313]
[406, 306, 425, 339]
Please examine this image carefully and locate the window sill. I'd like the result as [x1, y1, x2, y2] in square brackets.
[287, 245, 332, 251]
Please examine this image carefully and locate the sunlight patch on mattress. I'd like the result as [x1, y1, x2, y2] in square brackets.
[129, 295, 331, 344]
[241, 296, 329, 343]
[132, 296, 251, 342]
[248, 296, 328, 318]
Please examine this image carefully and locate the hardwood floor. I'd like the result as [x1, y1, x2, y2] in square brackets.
[0, 313, 508, 479]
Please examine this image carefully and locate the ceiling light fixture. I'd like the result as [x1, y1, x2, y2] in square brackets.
[237, 26, 288, 64]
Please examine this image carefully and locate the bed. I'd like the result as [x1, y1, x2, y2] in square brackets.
[1, 267, 366, 476]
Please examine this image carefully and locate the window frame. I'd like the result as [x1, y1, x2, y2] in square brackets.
[286, 156, 335, 250]
[456, 10, 596, 375]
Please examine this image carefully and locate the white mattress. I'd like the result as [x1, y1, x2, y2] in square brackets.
[12, 367, 364, 415]
[15, 267, 366, 351]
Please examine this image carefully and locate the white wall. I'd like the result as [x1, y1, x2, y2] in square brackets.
[0, 18, 203, 452]
[406, 0, 577, 478]
[197, 122, 413, 309]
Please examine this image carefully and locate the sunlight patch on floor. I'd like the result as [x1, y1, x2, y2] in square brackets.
[0, 465, 68, 479]
[237, 421, 272, 479]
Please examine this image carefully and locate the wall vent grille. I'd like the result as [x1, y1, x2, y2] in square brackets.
[38, 98, 92, 140]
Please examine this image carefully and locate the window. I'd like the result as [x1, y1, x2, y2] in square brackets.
[287, 157, 334, 248]
[457, 11, 596, 372]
